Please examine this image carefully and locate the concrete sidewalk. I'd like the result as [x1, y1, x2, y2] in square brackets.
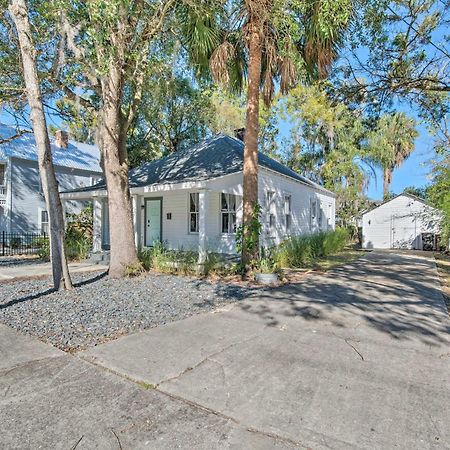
[0, 260, 108, 281]
[80, 252, 450, 449]
[0, 325, 296, 449]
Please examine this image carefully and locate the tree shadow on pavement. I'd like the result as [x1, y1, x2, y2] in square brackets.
[232, 252, 449, 348]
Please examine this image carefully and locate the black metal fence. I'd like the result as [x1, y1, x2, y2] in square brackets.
[1, 231, 48, 257]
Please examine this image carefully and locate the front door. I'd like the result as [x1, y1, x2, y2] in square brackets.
[145, 198, 162, 246]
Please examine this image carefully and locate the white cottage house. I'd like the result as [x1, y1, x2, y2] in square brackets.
[0, 123, 102, 234]
[61, 135, 336, 259]
[361, 193, 442, 250]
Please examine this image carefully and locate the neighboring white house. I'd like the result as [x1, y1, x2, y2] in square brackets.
[0, 123, 102, 234]
[361, 193, 441, 250]
[62, 134, 336, 259]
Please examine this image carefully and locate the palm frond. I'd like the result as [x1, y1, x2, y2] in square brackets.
[210, 40, 235, 86]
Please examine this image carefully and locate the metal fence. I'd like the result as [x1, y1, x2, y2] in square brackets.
[1, 231, 48, 257]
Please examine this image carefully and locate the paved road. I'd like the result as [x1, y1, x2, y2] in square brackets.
[1, 251, 449, 449]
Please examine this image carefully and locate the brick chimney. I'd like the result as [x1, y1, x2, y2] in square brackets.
[234, 128, 245, 142]
[55, 130, 69, 149]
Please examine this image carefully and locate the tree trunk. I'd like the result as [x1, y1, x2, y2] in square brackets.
[98, 65, 138, 278]
[9, 0, 72, 290]
[242, 22, 263, 267]
[383, 167, 392, 199]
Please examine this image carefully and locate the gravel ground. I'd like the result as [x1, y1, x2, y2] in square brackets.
[0, 271, 252, 351]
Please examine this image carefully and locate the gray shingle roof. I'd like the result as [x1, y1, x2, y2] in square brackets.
[64, 134, 334, 195]
[0, 123, 101, 173]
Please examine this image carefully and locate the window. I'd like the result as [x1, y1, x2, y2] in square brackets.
[40, 210, 49, 235]
[310, 199, 316, 230]
[90, 176, 101, 186]
[318, 203, 323, 229]
[0, 164, 5, 186]
[266, 191, 276, 232]
[284, 195, 291, 232]
[189, 193, 199, 233]
[221, 193, 237, 234]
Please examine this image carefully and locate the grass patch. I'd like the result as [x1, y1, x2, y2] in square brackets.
[308, 248, 363, 271]
[435, 253, 450, 314]
[137, 381, 156, 390]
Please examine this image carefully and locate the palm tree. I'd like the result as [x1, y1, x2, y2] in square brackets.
[183, 0, 354, 265]
[368, 113, 418, 199]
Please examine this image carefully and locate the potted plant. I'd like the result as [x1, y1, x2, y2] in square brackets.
[254, 252, 279, 285]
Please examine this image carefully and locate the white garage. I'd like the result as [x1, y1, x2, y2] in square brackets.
[362, 193, 441, 250]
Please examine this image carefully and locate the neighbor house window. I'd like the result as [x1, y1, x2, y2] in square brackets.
[266, 191, 276, 233]
[284, 195, 291, 232]
[0, 164, 5, 186]
[221, 193, 237, 234]
[189, 192, 199, 233]
[40, 210, 49, 235]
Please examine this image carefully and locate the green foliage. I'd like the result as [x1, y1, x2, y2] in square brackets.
[124, 262, 145, 277]
[235, 203, 262, 255]
[36, 207, 93, 261]
[427, 152, 450, 246]
[65, 227, 91, 261]
[367, 112, 418, 182]
[274, 228, 350, 268]
[281, 84, 371, 228]
[253, 248, 280, 274]
[138, 242, 238, 276]
[128, 73, 216, 167]
[36, 237, 50, 260]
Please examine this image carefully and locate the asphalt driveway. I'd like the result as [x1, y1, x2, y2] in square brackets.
[1, 251, 449, 449]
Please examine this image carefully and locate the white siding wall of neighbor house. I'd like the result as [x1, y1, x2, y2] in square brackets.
[362, 194, 441, 250]
[9, 157, 99, 233]
[258, 168, 335, 249]
[130, 170, 336, 255]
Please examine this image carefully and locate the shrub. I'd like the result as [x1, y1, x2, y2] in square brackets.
[138, 244, 238, 277]
[124, 262, 145, 277]
[36, 237, 50, 260]
[275, 228, 349, 268]
[37, 227, 91, 261]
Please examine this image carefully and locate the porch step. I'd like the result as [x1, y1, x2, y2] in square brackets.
[89, 251, 110, 265]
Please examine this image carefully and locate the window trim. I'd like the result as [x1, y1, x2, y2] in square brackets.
[284, 194, 292, 232]
[188, 192, 199, 234]
[0, 163, 6, 186]
[39, 209, 49, 235]
[220, 193, 237, 234]
[266, 190, 276, 235]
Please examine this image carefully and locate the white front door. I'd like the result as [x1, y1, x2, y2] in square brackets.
[145, 198, 162, 246]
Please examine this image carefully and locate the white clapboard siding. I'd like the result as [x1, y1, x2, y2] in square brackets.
[362, 194, 441, 250]
[10, 157, 99, 233]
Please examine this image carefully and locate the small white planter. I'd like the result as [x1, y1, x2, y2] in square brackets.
[255, 273, 278, 285]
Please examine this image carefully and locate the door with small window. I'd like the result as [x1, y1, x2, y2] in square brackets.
[145, 198, 162, 246]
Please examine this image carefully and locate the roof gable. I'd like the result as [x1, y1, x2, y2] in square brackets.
[0, 123, 101, 173]
[362, 192, 436, 216]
